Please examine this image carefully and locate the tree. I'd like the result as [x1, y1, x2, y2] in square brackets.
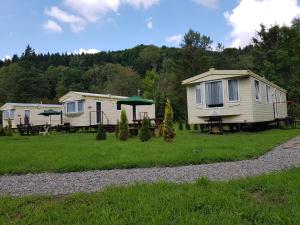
[136, 45, 161, 74]
[163, 99, 175, 142]
[118, 109, 129, 141]
[142, 70, 160, 100]
[178, 120, 183, 130]
[5, 118, 13, 136]
[139, 117, 152, 142]
[96, 124, 107, 140]
[103, 64, 141, 96]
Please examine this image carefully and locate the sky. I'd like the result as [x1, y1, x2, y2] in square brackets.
[1, 0, 300, 60]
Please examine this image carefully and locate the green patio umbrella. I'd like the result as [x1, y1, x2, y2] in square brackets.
[117, 96, 154, 121]
[38, 109, 63, 125]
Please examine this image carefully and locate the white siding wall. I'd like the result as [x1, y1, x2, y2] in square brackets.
[187, 77, 254, 124]
[2, 107, 62, 128]
[62, 96, 155, 126]
[250, 77, 287, 122]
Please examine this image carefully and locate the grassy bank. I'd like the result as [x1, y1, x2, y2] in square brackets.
[1, 167, 300, 224]
[0, 128, 299, 174]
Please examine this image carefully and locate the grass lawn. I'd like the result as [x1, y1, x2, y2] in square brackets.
[1, 168, 300, 224]
[0, 128, 299, 174]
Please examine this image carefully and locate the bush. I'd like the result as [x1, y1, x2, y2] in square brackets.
[96, 124, 106, 140]
[0, 125, 5, 136]
[115, 120, 120, 138]
[178, 120, 183, 130]
[118, 109, 129, 141]
[163, 98, 175, 142]
[139, 117, 151, 142]
[185, 122, 191, 130]
[193, 124, 198, 130]
[5, 119, 13, 136]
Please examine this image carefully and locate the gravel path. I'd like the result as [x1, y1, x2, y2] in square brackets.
[1, 136, 300, 196]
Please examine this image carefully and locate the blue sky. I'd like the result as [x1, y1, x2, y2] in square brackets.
[1, 0, 300, 60]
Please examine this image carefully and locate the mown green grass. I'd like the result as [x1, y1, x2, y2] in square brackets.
[0, 128, 299, 174]
[1, 168, 300, 225]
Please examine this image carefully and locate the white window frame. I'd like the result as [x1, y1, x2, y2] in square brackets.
[195, 84, 202, 106]
[77, 100, 84, 112]
[266, 85, 272, 103]
[204, 80, 225, 109]
[227, 79, 240, 102]
[254, 79, 261, 102]
[3, 110, 14, 120]
[66, 101, 76, 113]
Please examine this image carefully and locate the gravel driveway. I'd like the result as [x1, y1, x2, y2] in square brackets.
[1, 136, 300, 196]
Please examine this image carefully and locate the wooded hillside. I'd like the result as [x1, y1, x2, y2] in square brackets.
[1, 20, 300, 120]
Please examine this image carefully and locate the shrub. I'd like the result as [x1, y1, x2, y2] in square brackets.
[185, 122, 191, 130]
[115, 120, 120, 138]
[0, 125, 5, 136]
[163, 98, 175, 142]
[178, 120, 183, 130]
[118, 109, 129, 141]
[5, 119, 13, 136]
[96, 124, 106, 140]
[139, 117, 151, 142]
[193, 124, 198, 130]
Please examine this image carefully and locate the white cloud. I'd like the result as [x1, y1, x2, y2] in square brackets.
[2, 55, 11, 61]
[74, 48, 100, 54]
[62, 0, 158, 22]
[165, 34, 183, 46]
[225, 0, 300, 47]
[43, 20, 63, 32]
[44, 0, 159, 33]
[45, 6, 85, 32]
[123, 0, 159, 9]
[192, 0, 218, 9]
[147, 17, 153, 29]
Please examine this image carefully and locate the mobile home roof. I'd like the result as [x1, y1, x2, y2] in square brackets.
[0, 103, 62, 110]
[182, 69, 287, 93]
[59, 91, 128, 102]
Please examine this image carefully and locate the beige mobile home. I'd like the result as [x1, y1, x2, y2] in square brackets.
[182, 69, 287, 125]
[0, 103, 63, 128]
[59, 91, 155, 127]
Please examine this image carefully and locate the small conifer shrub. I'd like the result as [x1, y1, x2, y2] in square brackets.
[96, 124, 107, 140]
[119, 109, 129, 141]
[163, 99, 175, 142]
[139, 117, 151, 142]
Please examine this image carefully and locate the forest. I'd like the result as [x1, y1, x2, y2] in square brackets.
[1, 19, 300, 120]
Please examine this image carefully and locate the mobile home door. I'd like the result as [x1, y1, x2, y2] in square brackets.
[96, 102, 101, 124]
[24, 110, 30, 125]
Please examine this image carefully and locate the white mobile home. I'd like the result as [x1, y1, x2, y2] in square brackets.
[0, 103, 63, 128]
[182, 69, 287, 125]
[59, 91, 155, 127]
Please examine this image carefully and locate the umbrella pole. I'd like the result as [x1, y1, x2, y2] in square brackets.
[133, 105, 136, 121]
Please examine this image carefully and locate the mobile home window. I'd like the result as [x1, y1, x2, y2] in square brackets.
[117, 103, 122, 110]
[77, 100, 84, 112]
[266, 85, 272, 103]
[3, 110, 14, 119]
[228, 80, 239, 102]
[195, 84, 201, 105]
[255, 80, 261, 101]
[66, 102, 76, 113]
[205, 81, 224, 108]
